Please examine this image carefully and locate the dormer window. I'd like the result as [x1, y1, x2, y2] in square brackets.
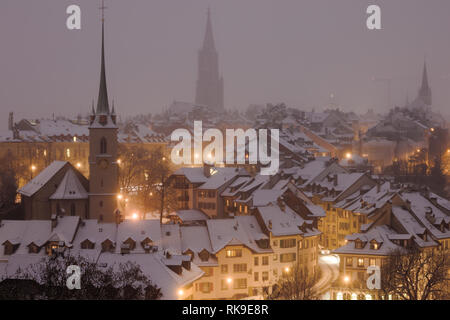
[123, 238, 136, 251]
[141, 237, 153, 252]
[101, 239, 115, 253]
[183, 249, 194, 260]
[355, 239, 365, 249]
[81, 239, 95, 250]
[28, 243, 40, 254]
[199, 249, 210, 262]
[3, 241, 19, 255]
[370, 240, 380, 250]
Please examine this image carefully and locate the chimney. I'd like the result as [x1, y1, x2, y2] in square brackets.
[333, 174, 338, 187]
[51, 214, 58, 230]
[203, 163, 212, 178]
[8, 112, 13, 131]
[114, 209, 122, 225]
[268, 220, 272, 230]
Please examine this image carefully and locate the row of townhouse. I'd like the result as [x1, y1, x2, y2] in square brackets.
[301, 167, 378, 250]
[331, 188, 450, 300]
[168, 164, 326, 298]
[0, 215, 203, 300]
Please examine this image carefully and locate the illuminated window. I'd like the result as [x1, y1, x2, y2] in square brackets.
[66, 148, 70, 158]
[357, 258, 364, 267]
[346, 257, 353, 267]
[225, 249, 242, 258]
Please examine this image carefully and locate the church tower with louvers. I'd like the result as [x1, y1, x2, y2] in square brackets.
[88, 14, 119, 222]
[195, 8, 224, 111]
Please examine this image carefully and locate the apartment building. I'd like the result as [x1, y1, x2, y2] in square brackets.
[332, 188, 450, 300]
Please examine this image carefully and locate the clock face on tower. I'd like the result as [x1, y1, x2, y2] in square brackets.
[98, 159, 109, 169]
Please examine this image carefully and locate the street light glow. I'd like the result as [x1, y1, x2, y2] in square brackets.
[117, 194, 123, 200]
[177, 289, 184, 296]
[344, 276, 350, 283]
[31, 165, 36, 171]
[132, 213, 139, 220]
[284, 267, 290, 273]
[76, 162, 82, 168]
[345, 153, 352, 159]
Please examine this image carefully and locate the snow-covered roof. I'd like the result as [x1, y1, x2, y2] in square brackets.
[333, 225, 402, 256]
[49, 169, 88, 200]
[116, 220, 162, 252]
[18, 161, 68, 197]
[252, 189, 285, 207]
[173, 210, 209, 222]
[257, 204, 319, 237]
[206, 216, 271, 254]
[97, 252, 204, 300]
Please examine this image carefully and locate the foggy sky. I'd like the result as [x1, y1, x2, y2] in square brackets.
[1, 0, 450, 131]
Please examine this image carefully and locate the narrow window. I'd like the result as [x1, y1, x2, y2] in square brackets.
[100, 137, 107, 154]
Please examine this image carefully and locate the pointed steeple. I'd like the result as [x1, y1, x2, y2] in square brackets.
[418, 59, 432, 106]
[91, 99, 95, 115]
[202, 7, 216, 52]
[420, 60, 429, 91]
[96, 11, 110, 115]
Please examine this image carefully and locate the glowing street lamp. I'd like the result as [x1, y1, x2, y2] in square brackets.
[284, 267, 290, 273]
[177, 289, 184, 297]
[117, 194, 123, 200]
[31, 165, 36, 172]
[226, 277, 233, 284]
[344, 275, 350, 283]
[132, 213, 139, 220]
[76, 162, 82, 168]
[345, 152, 352, 159]
[117, 159, 121, 165]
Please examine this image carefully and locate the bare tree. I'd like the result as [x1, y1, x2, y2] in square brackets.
[269, 264, 320, 300]
[0, 152, 19, 210]
[381, 248, 450, 300]
[140, 147, 177, 223]
[118, 145, 151, 192]
[118, 145, 176, 221]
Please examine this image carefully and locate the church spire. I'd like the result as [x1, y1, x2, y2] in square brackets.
[421, 60, 429, 91]
[202, 7, 216, 52]
[418, 59, 432, 106]
[96, 1, 110, 115]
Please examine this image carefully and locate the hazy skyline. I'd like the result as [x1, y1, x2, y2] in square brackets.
[1, 0, 450, 131]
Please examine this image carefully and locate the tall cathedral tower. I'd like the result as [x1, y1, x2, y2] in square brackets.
[417, 60, 432, 106]
[195, 8, 224, 111]
[88, 9, 119, 222]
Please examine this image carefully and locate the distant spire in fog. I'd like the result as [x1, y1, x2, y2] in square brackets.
[418, 59, 432, 106]
[195, 8, 224, 111]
